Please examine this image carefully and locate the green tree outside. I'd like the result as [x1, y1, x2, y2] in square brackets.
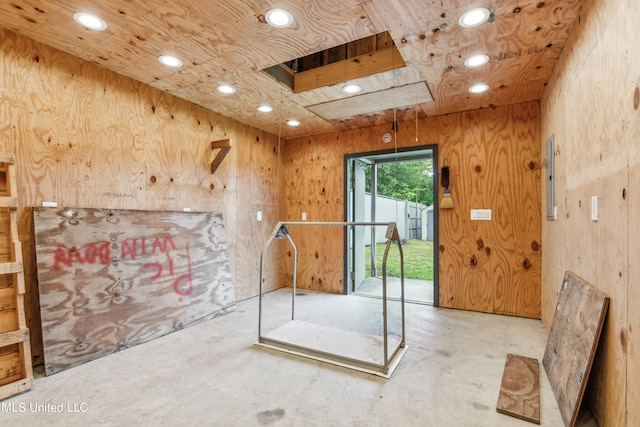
[363, 160, 434, 207]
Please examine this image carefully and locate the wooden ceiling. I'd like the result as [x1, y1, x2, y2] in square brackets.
[0, 0, 583, 139]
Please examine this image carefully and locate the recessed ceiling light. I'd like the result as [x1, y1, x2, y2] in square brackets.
[464, 54, 490, 68]
[265, 8, 294, 28]
[459, 8, 491, 28]
[287, 119, 300, 127]
[257, 105, 273, 113]
[158, 55, 183, 68]
[469, 83, 490, 94]
[73, 12, 107, 31]
[342, 84, 362, 94]
[217, 85, 236, 94]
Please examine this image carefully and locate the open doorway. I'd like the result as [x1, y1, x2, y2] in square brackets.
[345, 146, 438, 305]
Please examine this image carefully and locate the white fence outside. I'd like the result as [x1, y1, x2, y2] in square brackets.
[363, 193, 433, 245]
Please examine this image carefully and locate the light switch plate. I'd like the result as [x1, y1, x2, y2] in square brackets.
[470, 209, 492, 220]
[591, 196, 598, 221]
[257, 211, 262, 221]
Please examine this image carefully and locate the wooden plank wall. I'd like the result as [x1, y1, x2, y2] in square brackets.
[284, 102, 542, 319]
[540, 0, 639, 424]
[0, 28, 283, 366]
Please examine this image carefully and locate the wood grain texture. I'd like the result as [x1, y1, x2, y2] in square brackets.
[497, 353, 540, 424]
[307, 82, 432, 120]
[285, 102, 541, 317]
[283, 133, 346, 293]
[0, 344, 21, 387]
[540, 0, 637, 423]
[0, 155, 33, 399]
[629, 161, 640, 427]
[1, 30, 281, 365]
[564, 174, 627, 427]
[486, 105, 542, 318]
[33, 207, 236, 375]
[0, 0, 582, 139]
[542, 272, 609, 427]
[437, 104, 541, 317]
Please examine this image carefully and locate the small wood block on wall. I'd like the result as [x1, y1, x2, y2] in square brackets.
[210, 139, 231, 174]
[33, 208, 236, 375]
[542, 271, 609, 427]
[496, 353, 540, 424]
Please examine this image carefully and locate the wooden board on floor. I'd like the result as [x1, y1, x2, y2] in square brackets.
[33, 208, 235, 375]
[542, 271, 609, 427]
[497, 353, 540, 424]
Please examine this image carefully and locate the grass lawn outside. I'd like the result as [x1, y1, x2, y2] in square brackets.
[364, 239, 434, 281]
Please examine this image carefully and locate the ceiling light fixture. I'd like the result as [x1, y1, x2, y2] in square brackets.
[217, 85, 236, 94]
[469, 83, 490, 94]
[73, 12, 107, 31]
[265, 8, 294, 28]
[464, 54, 490, 68]
[342, 84, 362, 94]
[287, 119, 300, 127]
[158, 55, 183, 68]
[257, 105, 273, 113]
[458, 8, 491, 28]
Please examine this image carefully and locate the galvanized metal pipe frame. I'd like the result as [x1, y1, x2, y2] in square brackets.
[258, 221, 405, 375]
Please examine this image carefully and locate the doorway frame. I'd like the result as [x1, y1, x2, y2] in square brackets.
[343, 144, 439, 307]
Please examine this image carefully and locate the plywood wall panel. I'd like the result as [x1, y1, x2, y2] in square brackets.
[11, 49, 148, 210]
[628, 162, 640, 427]
[235, 203, 280, 300]
[563, 175, 627, 427]
[1, 28, 281, 365]
[145, 91, 232, 211]
[438, 111, 493, 313]
[540, 0, 639, 423]
[285, 103, 541, 316]
[540, 131, 567, 329]
[434, 114, 465, 308]
[486, 104, 541, 318]
[436, 104, 541, 317]
[233, 127, 283, 299]
[282, 135, 346, 294]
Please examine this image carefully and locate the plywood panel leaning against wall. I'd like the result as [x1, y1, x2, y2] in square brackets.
[543, 272, 609, 427]
[33, 208, 235, 375]
[438, 103, 541, 318]
[0, 154, 33, 400]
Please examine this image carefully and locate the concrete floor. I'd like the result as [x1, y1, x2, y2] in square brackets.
[2, 288, 592, 426]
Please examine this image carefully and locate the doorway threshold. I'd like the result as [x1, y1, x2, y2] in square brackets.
[355, 277, 434, 305]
